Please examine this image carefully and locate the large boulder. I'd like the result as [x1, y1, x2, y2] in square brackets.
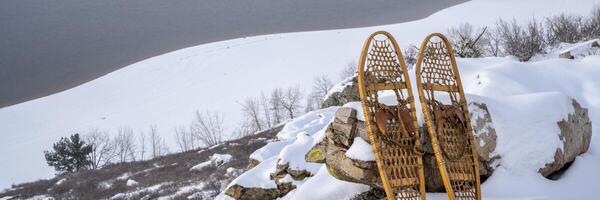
[539, 99, 592, 177]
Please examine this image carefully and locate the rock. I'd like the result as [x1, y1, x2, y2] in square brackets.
[270, 163, 312, 181]
[305, 139, 327, 163]
[248, 159, 260, 169]
[350, 187, 386, 200]
[469, 102, 500, 178]
[305, 107, 381, 188]
[224, 184, 282, 200]
[321, 76, 360, 108]
[325, 143, 381, 188]
[539, 99, 592, 177]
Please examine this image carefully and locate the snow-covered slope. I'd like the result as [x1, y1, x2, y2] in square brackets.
[0, 0, 598, 189]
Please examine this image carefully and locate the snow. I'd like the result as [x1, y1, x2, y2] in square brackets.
[190, 153, 232, 171]
[126, 179, 139, 187]
[226, 157, 279, 189]
[110, 182, 170, 200]
[249, 139, 294, 162]
[345, 137, 375, 161]
[276, 107, 338, 140]
[282, 165, 371, 200]
[54, 178, 66, 185]
[0, 0, 599, 191]
[324, 75, 355, 100]
[26, 195, 54, 200]
[277, 133, 322, 174]
[211, 154, 233, 166]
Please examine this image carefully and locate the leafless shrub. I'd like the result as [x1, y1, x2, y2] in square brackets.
[447, 23, 488, 58]
[138, 131, 146, 160]
[582, 6, 600, 40]
[269, 88, 286, 125]
[312, 75, 334, 99]
[280, 86, 304, 119]
[339, 61, 357, 80]
[495, 18, 545, 61]
[113, 127, 137, 163]
[260, 92, 273, 128]
[305, 75, 333, 112]
[239, 97, 263, 133]
[83, 129, 116, 170]
[485, 29, 503, 56]
[545, 14, 584, 45]
[403, 44, 419, 67]
[174, 126, 196, 152]
[148, 125, 168, 158]
[191, 110, 224, 147]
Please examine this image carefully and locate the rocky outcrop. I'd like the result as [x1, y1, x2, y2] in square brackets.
[307, 105, 499, 192]
[321, 76, 360, 108]
[540, 99, 592, 177]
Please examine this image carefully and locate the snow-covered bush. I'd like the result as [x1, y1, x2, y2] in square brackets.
[447, 23, 488, 58]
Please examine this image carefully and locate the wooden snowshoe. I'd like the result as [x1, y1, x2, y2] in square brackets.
[357, 31, 426, 200]
[415, 33, 481, 200]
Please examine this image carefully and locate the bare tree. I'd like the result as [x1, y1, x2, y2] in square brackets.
[83, 129, 115, 170]
[340, 61, 357, 80]
[114, 127, 137, 163]
[269, 88, 285, 124]
[147, 125, 168, 158]
[281, 86, 304, 119]
[305, 93, 320, 112]
[174, 125, 196, 152]
[191, 110, 224, 147]
[260, 92, 273, 128]
[312, 75, 334, 99]
[138, 131, 146, 160]
[240, 97, 263, 133]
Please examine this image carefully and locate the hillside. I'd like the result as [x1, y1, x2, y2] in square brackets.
[0, 0, 599, 191]
[0, 126, 282, 199]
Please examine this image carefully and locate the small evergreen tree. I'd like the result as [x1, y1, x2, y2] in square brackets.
[44, 133, 93, 173]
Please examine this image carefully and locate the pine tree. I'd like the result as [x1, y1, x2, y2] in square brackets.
[44, 133, 93, 173]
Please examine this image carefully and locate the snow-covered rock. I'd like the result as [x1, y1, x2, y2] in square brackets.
[559, 39, 600, 59]
[322, 76, 360, 108]
[126, 179, 139, 187]
[190, 153, 233, 171]
[540, 99, 592, 177]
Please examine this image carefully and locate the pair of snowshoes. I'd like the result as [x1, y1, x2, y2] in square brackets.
[356, 31, 481, 200]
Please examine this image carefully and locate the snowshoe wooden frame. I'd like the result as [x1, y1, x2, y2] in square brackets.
[415, 33, 481, 200]
[357, 31, 426, 200]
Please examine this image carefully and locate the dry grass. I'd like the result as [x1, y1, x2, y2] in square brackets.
[0, 125, 283, 199]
